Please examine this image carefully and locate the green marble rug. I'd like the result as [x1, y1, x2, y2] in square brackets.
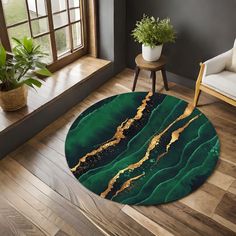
[65, 92, 220, 205]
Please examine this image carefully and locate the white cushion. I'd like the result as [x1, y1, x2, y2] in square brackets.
[204, 50, 232, 76]
[226, 39, 236, 72]
[202, 71, 236, 100]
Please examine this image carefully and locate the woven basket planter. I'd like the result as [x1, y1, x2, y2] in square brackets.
[0, 85, 28, 111]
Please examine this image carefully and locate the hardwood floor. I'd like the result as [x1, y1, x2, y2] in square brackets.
[0, 68, 236, 236]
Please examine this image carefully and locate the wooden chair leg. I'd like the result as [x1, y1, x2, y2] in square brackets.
[151, 71, 156, 94]
[193, 84, 201, 107]
[161, 68, 169, 91]
[193, 63, 205, 107]
[132, 67, 140, 92]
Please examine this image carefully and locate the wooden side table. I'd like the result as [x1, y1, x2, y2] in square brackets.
[132, 54, 169, 93]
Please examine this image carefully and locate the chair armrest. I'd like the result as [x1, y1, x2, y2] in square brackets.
[204, 50, 232, 76]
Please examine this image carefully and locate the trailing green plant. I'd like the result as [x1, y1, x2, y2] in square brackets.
[132, 14, 176, 47]
[0, 37, 52, 92]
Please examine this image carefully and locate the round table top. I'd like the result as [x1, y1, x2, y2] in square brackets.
[135, 54, 167, 71]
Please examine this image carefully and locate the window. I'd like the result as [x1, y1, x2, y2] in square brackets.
[0, 0, 87, 69]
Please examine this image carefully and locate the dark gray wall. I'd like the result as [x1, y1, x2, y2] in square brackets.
[126, 0, 236, 80]
[98, 0, 114, 60]
[98, 0, 126, 74]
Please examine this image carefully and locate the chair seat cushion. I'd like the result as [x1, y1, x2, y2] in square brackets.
[202, 71, 236, 100]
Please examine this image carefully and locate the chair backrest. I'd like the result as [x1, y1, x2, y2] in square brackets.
[231, 39, 236, 71]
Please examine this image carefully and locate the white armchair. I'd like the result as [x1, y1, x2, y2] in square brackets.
[193, 44, 236, 107]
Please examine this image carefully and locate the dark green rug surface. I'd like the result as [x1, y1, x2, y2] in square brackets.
[65, 92, 220, 205]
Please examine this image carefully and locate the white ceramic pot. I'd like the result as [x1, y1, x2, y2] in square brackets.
[142, 44, 163, 62]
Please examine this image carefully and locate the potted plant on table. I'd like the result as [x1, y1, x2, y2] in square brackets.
[132, 14, 176, 62]
[0, 37, 52, 111]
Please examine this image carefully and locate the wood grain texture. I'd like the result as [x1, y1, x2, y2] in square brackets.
[55, 231, 70, 236]
[0, 68, 236, 235]
[135, 54, 167, 71]
[0, 56, 111, 134]
[0, 196, 46, 236]
[215, 193, 236, 225]
[87, 0, 98, 57]
[229, 181, 236, 195]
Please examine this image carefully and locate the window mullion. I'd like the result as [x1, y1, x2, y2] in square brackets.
[0, 0, 11, 51]
[46, 0, 57, 62]
[35, 0, 39, 17]
[80, 0, 87, 50]
[25, 0, 33, 38]
[66, 0, 74, 53]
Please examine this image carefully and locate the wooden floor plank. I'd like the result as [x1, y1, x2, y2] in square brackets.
[0, 157, 106, 235]
[110, 208, 155, 236]
[0, 165, 89, 236]
[0, 174, 59, 236]
[134, 202, 236, 236]
[0, 196, 46, 236]
[207, 170, 235, 191]
[122, 205, 174, 236]
[9, 146, 145, 235]
[217, 159, 236, 179]
[228, 181, 236, 195]
[55, 230, 70, 236]
[215, 193, 236, 225]
[212, 214, 236, 233]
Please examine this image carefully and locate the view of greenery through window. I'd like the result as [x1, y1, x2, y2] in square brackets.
[2, 0, 82, 63]
[4, 0, 30, 41]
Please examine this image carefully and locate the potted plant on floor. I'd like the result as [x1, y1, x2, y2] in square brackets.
[0, 37, 52, 111]
[132, 14, 176, 62]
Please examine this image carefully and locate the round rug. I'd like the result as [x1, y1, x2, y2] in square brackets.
[65, 92, 220, 205]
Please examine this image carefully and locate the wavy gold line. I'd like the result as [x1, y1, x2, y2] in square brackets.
[157, 114, 201, 162]
[100, 103, 194, 198]
[111, 173, 145, 199]
[71, 92, 153, 172]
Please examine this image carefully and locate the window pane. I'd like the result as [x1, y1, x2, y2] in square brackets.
[53, 12, 68, 29]
[31, 18, 49, 36]
[34, 35, 53, 63]
[28, 0, 47, 18]
[69, 0, 79, 8]
[8, 23, 31, 47]
[55, 27, 70, 56]
[72, 22, 82, 49]
[51, 0, 66, 13]
[70, 8, 80, 22]
[3, 0, 28, 26]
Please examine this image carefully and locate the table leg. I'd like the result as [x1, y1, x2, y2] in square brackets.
[151, 71, 156, 94]
[161, 68, 169, 91]
[132, 67, 140, 92]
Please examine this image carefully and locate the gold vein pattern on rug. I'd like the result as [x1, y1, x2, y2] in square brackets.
[65, 92, 220, 205]
[71, 92, 153, 173]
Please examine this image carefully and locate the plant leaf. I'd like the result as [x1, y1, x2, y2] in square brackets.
[12, 37, 22, 46]
[131, 15, 176, 47]
[35, 61, 47, 69]
[35, 68, 52, 77]
[23, 37, 34, 53]
[23, 78, 42, 88]
[0, 44, 6, 67]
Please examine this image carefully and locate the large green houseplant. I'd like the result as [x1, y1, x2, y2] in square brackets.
[0, 37, 52, 111]
[132, 15, 176, 61]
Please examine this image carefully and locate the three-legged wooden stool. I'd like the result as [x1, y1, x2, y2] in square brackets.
[132, 54, 169, 93]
